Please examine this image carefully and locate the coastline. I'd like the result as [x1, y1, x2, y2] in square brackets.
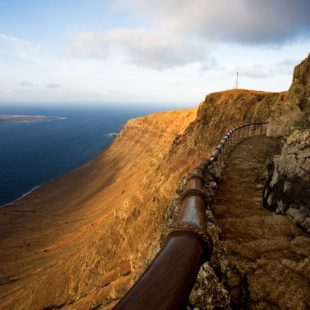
[0, 131, 119, 208]
[0, 185, 42, 208]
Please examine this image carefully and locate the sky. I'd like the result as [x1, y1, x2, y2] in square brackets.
[0, 0, 310, 106]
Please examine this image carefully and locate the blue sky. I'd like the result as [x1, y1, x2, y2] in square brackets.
[0, 0, 310, 106]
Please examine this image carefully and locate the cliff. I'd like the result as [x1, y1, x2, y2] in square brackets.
[0, 109, 196, 309]
[268, 53, 310, 137]
[265, 53, 310, 233]
[167, 89, 281, 164]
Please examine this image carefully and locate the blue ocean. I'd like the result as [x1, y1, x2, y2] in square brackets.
[0, 104, 167, 206]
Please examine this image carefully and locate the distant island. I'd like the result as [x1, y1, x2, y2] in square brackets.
[0, 115, 59, 124]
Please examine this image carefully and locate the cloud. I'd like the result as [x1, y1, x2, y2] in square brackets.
[228, 56, 301, 79]
[19, 81, 61, 89]
[67, 1, 310, 71]
[115, 0, 310, 44]
[271, 58, 300, 75]
[233, 65, 271, 79]
[200, 58, 219, 72]
[46, 83, 61, 89]
[67, 29, 207, 70]
[0, 33, 34, 48]
[67, 31, 110, 59]
[0, 33, 44, 57]
[20, 81, 36, 87]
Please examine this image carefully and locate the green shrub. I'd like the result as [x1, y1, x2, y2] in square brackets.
[265, 158, 274, 170]
[294, 116, 310, 129]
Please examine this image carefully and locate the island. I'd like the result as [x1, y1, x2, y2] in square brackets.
[0, 115, 57, 124]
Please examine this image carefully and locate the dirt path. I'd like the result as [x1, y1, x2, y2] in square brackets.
[213, 135, 310, 309]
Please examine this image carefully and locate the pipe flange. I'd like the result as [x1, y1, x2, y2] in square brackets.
[162, 223, 213, 260]
[179, 188, 209, 204]
[187, 171, 206, 184]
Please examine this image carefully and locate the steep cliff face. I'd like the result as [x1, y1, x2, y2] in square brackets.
[268, 52, 310, 137]
[265, 53, 310, 233]
[163, 89, 281, 177]
[0, 110, 197, 309]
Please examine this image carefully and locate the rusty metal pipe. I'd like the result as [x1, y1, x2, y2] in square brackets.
[177, 195, 207, 229]
[114, 232, 206, 310]
[177, 174, 207, 228]
[187, 177, 203, 189]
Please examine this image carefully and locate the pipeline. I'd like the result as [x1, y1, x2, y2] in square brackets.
[114, 122, 268, 310]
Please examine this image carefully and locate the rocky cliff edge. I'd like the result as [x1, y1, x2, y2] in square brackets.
[265, 53, 310, 233]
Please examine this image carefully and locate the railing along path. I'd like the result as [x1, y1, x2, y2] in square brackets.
[115, 122, 268, 310]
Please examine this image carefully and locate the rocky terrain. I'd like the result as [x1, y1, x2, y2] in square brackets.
[0, 54, 309, 309]
[264, 129, 310, 233]
[187, 135, 309, 309]
[265, 53, 310, 233]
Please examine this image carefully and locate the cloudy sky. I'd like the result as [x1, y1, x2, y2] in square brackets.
[0, 0, 310, 106]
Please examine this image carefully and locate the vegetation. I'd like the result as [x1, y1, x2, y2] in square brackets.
[294, 116, 310, 129]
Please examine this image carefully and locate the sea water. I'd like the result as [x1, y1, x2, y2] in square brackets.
[0, 104, 164, 206]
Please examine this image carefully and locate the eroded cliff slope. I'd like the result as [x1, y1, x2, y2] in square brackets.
[0, 110, 196, 309]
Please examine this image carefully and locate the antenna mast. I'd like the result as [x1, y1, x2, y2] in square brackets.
[235, 71, 239, 89]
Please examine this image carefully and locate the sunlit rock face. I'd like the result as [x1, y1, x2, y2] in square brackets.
[268, 53, 310, 137]
[0, 109, 197, 309]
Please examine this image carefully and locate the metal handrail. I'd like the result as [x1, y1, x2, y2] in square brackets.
[114, 121, 268, 310]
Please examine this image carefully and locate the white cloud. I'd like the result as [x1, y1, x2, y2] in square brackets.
[46, 83, 61, 89]
[200, 58, 219, 72]
[230, 56, 306, 80]
[67, 31, 111, 59]
[67, 29, 207, 70]
[0, 33, 45, 62]
[20, 81, 36, 87]
[115, 0, 310, 44]
[67, 1, 310, 71]
[228, 65, 270, 79]
[0, 33, 114, 103]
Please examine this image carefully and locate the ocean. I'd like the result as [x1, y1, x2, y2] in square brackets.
[0, 104, 165, 207]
